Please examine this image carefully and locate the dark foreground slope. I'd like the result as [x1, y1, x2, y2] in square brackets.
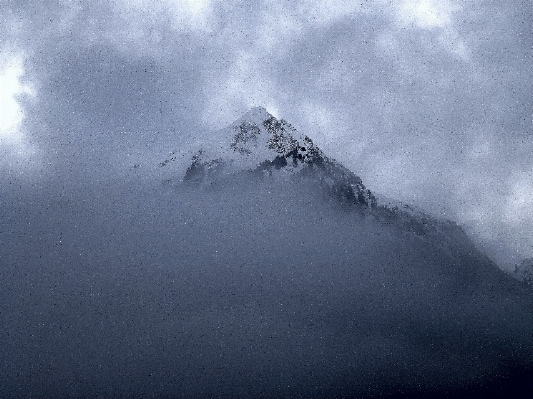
[1, 175, 532, 399]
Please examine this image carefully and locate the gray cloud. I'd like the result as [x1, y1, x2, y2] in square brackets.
[1, 3, 533, 396]
[1, 0, 531, 260]
[2, 175, 532, 397]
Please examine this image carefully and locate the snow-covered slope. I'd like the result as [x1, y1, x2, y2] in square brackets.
[172, 107, 377, 208]
[169, 107, 477, 241]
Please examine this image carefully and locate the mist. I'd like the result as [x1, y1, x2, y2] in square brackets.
[2, 1, 533, 396]
[2, 174, 532, 398]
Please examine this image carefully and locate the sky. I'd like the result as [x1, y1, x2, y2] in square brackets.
[1, 0, 532, 263]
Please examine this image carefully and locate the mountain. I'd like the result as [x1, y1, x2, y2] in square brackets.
[168, 108, 454, 233]
[157, 107, 533, 396]
[172, 107, 511, 269]
[2, 108, 532, 399]
[180, 107, 377, 208]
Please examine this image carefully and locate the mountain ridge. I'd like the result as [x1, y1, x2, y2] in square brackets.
[166, 107, 531, 290]
[171, 108, 485, 240]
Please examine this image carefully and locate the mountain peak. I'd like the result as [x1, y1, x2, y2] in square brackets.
[178, 107, 378, 209]
[242, 106, 272, 120]
[230, 106, 275, 134]
[160, 107, 513, 244]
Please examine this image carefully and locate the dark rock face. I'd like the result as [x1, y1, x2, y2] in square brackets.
[230, 121, 261, 155]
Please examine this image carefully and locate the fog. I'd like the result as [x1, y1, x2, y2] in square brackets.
[2, 2, 533, 396]
[2, 174, 532, 397]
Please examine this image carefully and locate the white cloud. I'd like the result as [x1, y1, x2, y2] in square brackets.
[296, 0, 366, 25]
[255, 6, 304, 51]
[115, 0, 215, 32]
[397, 0, 457, 29]
[392, 0, 470, 61]
[0, 51, 34, 141]
[201, 49, 282, 129]
[438, 29, 471, 61]
[505, 171, 533, 226]
[200, 3, 308, 128]
[469, 131, 495, 159]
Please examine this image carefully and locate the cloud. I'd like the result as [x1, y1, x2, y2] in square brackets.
[0, 50, 34, 141]
[110, 0, 216, 40]
[504, 169, 533, 253]
[201, 50, 281, 128]
[507, 172, 533, 222]
[0, 0, 531, 260]
[0, 46, 41, 179]
[388, 0, 471, 61]
[116, 0, 214, 26]
[296, 0, 368, 25]
[397, 0, 457, 29]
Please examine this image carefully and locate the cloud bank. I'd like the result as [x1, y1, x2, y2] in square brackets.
[1, 175, 532, 397]
[1, 1, 531, 260]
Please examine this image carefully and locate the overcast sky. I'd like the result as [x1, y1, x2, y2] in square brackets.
[1, 0, 531, 262]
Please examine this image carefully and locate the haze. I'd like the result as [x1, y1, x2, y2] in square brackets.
[1, 1, 533, 397]
[1, 174, 532, 397]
